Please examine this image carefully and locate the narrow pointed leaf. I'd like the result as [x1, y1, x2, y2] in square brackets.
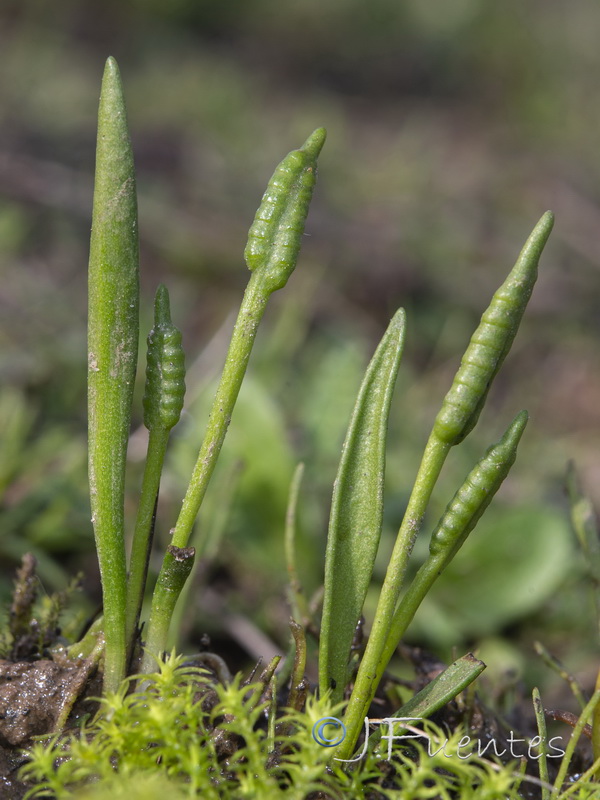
[88, 56, 139, 693]
[319, 309, 406, 702]
[365, 654, 486, 754]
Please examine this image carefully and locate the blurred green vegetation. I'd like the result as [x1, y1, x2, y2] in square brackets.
[1, 1, 599, 695]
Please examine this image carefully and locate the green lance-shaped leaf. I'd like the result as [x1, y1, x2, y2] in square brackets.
[125, 285, 186, 655]
[319, 309, 406, 703]
[143, 130, 326, 671]
[245, 127, 326, 293]
[433, 211, 553, 446]
[364, 654, 486, 757]
[88, 56, 139, 694]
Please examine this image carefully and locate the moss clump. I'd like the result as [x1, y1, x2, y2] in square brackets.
[21, 651, 554, 799]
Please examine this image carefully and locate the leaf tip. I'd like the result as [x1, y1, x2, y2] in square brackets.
[102, 56, 122, 86]
[524, 210, 554, 258]
[536, 209, 555, 241]
[391, 307, 406, 327]
[541, 209, 555, 227]
[504, 409, 529, 449]
[302, 127, 327, 159]
[154, 283, 171, 325]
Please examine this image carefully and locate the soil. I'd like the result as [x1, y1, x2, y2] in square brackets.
[0, 555, 103, 799]
[0, 659, 103, 798]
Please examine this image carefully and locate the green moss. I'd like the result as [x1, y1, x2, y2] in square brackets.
[20, 651, 565, 800]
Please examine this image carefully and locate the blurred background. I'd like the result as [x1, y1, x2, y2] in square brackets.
[1, 0, 599, 703]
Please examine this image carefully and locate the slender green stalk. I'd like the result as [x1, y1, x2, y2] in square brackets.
[564, 463, 600, 760]
[170, 273, 269, 550]
[285, 462, 308, 625]
[532, 688, 551, 800]
[124, 426, 168, 651]
[556, 758, 600, 800]
[142, 129, 326, 669]
[88, 56, 139, 694]
[533, 641, 587, 711]
[339, 213, 553, 759]
[358, 411, 528, 735]
[553, 689, 600, 794]
[125, 285, 185, 657]
[594, 671, 600, 770]
[140, 545, 195, 674]
[267, 675, 277, 753]
[287, 619, 308, 711]
[169, 460, 242, 651]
